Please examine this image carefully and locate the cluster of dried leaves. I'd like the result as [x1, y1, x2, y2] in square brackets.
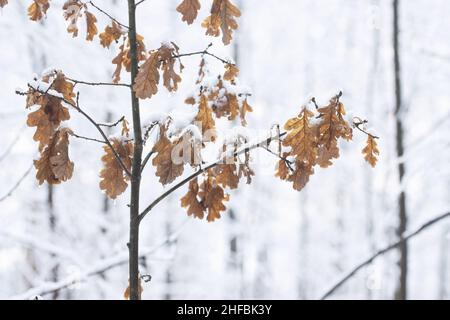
[276, 95, 379, 191]
[25, 71, 75, 184]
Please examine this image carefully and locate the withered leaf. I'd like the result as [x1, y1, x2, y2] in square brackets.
[99, 138, 133, 199]
[0, 0, 8, 8]
[63, 0, 83, 37]
[180, 178, 205, 219]
[28, 0, 49, 21]
[194, 95, 216, 141]
[34, 128, 74, 185]
[176, 0, 201, 25]
[99, 21, 123, 48]
[362, 135, 379, 167]
[85, 11, 98, 41]
[151, 127, 184, 185]
[202, 0, 241, 45]
[199, 176, 229, 222]
[133, 50, 160, 99]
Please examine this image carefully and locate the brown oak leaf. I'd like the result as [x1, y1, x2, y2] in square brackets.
[202, 0, 241, 45]
[99, 138, 133, 199]
[176, 0, 201, 25]
[28, 0, 50, 21]
[362, 135, 380, 167]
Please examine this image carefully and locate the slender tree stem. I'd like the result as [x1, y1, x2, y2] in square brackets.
[127, 0, 143, 301]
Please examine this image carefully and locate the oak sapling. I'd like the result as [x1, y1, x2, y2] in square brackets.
[13, 0, 379, 299]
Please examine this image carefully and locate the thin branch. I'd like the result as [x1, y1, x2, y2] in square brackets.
[140, 150, 154, 173]
[70, 132, 106, 144]
[16, 88, 132, 177]
[135, 0, 148, 6]
[320, 211, 450, 300]
[67, 77, 131, 88]
[138, 132, 287, 223]
[260, 145, 294, 171]
[173, 49, 232, 65]
[353, 118, 380, 139]
[98, 115, 125, 128]
[87, 1, 129, 30]
[0, 164, 33, 202]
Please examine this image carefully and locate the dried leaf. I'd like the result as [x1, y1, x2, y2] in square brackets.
[202, 0, 241, 45]
[176, 0, 201, 25]
[180, 178, 205, 219]
[288, 161, 314, 191]
[63, 0, 83, 38]
[240, 98, 253, 126]
[362, 135, 379, 167]
[112, 44, 126, 83]
[215, 163, 239, 189]
[27, 96, 70, 149]
[133, 50, 160, 99]
[223, 63, 239, 82]
[159, 44, 182, 92]
[199, 176, 229, 222]
[194, 95, 216, 141]
[34, 128, 74, 185]
[85, 11, 98, 41]
[28, 0, 49, 21]
[0, 0, 8, 8]
[99, 139, 133, 199]
[283, 107, 317, 165]
[99, 21, 123, 48]
[151, 128, 184, 185]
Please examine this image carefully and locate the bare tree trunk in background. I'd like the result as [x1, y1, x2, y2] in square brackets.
[393, 0, 408, 300]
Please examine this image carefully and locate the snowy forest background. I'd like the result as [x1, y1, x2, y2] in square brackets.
[0, 0, 449, 299]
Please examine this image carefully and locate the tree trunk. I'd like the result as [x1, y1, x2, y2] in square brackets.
[393, 0, 408, 300]
[127, 0, 143, 300]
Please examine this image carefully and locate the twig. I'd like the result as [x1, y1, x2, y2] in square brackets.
[98, 115, 125, 128]
[320, 211, 450, 300]
[140, 151, 154, 173]
[87, 1, 129, 30]
[67, 77, 131, 88]
[353, 118, 380, 139]
[260, 145, 294, 171]
[136, 0, 148, 6]
[138, 131, 287, 223]
[0, 164, 33, 202]
[70, 132, 106, 144]
[173, 49, 232, 65]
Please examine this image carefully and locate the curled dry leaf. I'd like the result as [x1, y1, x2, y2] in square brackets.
[0, 0, 8, 8]
[99, 138, 134, 199]
[362, 135, 380, 167]
[202, 0, 241, 45]
[28, 0, 50, 21]
[176, 0, 201, 25]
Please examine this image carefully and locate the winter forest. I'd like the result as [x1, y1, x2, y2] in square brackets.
[0, 0, 449, 300]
